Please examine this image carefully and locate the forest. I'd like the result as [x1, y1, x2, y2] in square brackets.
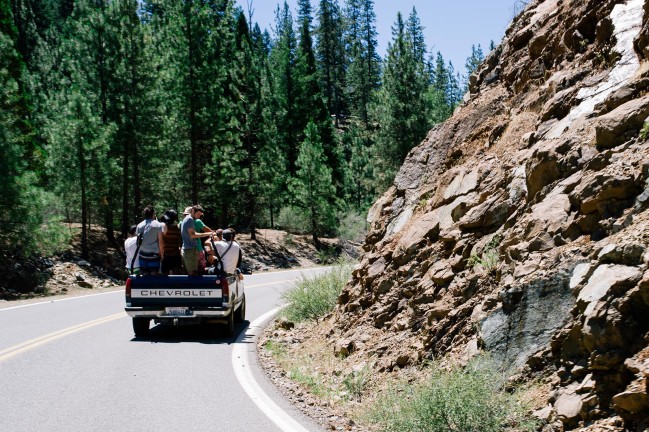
[1, 0, 487, 259]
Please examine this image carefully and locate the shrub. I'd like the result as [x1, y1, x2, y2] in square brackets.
[468, 235, 500, 274]
[342, 365, 372, 401]
[281, 259, 354, 322]
[640, 122, 649, 141]
[337, 211, 367, 243]
[39, 216, 76, 256]
[369, 358, 537, 432]
[277, 206, 310, 234]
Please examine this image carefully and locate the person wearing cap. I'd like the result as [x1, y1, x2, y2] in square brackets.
[180, 205, 212, 276]
[194, 211, 212, 274]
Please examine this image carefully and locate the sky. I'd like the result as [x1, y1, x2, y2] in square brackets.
[235, 0, 522, 75]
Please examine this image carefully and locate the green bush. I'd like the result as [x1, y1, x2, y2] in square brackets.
[281, 260, 354, 322]
[342, 365, 372, 401]
[640, 122, 649, 141]
[337, 211, 368, 243]
[277, 206, 310, 234]
[369, 358, 537, 432]
[39, 216, 76, 256]
[468, 235, 500, 274]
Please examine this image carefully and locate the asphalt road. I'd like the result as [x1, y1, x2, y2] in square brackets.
[0, 268, 330, 432]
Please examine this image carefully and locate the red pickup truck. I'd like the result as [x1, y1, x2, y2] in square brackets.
[124, 273, 245, 337]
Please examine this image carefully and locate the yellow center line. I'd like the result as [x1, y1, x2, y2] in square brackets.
[245, 278, 299, 289]
[0, 312, 124, 362]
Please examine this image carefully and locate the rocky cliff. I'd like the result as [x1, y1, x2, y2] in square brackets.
[333, 0, 649, 429]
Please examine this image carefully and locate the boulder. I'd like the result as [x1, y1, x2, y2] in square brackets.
[613, 390, 649, 414]
[397, 211, 441, 249]
[578, 264, 643, 309]
[572, 167, 642, 215]
[570, 262, 593, 293]
[443, 169, 479, 201]
[334, 339, 356, 358]
[458, 195, 513, 230]
[595, 94, 649, 148]
[526, 151, 561, 200]
[425, 260, 455, 286]
[554, 391, 583, 425]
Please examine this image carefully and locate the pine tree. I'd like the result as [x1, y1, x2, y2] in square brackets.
[429, 51, 452, 123]
[343, 0, 380, 128]
[406, 6, 426, 65]
[372, 11, 430, 186]
[295, 0, 341, 193]
[108, 0, 158, 236]
[215, 11, 267, 238]
[36, 0, 117, 258]
[0, 0, 41, 252]
[465, 43, 484, 77]
[315, 0, 346, 123]
[269, 2, 300, 176]
[290, 121, 336, 250]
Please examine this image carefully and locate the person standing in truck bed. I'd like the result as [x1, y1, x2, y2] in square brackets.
[161, 209, 182, 275]
[212, 228, 242, 275]
[136, 205, 165, 275]
[124, 225, 139, 275]
[180, 205, 213, 276]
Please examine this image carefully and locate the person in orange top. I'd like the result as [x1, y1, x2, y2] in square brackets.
[160, 209, 182, 275]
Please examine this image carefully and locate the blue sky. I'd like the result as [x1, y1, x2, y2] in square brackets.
[235, 0, 520, 75]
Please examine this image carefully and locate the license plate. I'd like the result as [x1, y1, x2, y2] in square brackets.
[165, 307, 192, 316]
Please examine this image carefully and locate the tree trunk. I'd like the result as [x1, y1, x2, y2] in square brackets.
[77, 106, 89, 260]
[186, 1, 198, 204]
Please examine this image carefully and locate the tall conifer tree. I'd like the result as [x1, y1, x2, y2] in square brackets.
[344, 0, 380, 128]
[372, 11, 430, 186]
[290, 121, 336, 250]
[316, 0, 346, 123]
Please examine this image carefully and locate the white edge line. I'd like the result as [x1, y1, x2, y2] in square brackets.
[0, 289, 124, 311]
[232, 306, 311, 432]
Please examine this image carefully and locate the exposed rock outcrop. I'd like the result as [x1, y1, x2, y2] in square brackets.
[331, 0, 649, 429]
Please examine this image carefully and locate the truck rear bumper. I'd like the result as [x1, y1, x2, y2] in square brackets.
[125, 307, 230, 319]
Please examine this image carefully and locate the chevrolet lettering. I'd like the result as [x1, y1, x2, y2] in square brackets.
[133, 289, 220, 298]
[124, 274, 246, 337]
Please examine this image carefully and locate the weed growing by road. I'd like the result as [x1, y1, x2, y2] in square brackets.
[281, 259, 354, 322]
[342, 365, 372, 401]
[368, 358, 537, 432]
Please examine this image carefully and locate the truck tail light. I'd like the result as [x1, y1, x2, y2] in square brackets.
[125, 277, 131, 298]
[220, 277, 229, 299]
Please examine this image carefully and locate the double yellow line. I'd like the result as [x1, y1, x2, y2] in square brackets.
[0, 312, 124, 363]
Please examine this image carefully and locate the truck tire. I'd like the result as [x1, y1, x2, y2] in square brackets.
[133, 318, 150, 337]
[226, 310, 235, 337]
[235, 295, 246, 323]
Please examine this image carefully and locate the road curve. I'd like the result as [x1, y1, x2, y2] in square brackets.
[0, 268, 330, 432]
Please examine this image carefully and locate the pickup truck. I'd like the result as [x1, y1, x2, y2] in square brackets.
[124, 273, 245, 337]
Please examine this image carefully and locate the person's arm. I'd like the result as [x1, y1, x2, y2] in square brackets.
[188, 227, 211, 239]
[158, 230, 164, 258]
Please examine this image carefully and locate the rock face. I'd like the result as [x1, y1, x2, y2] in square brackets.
[332, 0, 649, 429]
